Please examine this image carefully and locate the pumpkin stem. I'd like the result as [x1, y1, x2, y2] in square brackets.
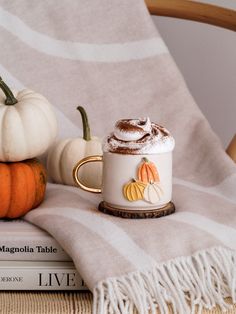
[143, 157, 149, 163]
[77, 106, 91, 141]
[0, 77, 18, 106]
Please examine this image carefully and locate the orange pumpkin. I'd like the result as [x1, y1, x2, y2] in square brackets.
[138, 157, 160, 183]
[0, 159, 47, 218]
[123, 179, 146, 201]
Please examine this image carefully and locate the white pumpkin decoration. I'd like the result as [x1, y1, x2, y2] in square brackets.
[47, 106, 102, 188]
[0, 77, 57, 162]
[143, 182, 163, 204]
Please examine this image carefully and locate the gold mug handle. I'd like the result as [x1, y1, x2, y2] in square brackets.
[73, 155, 103, 193]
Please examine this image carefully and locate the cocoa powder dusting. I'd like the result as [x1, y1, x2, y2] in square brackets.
[104, 118, 175, 154]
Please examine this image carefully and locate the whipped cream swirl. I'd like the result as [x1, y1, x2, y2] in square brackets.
[103, 117, 175, 154]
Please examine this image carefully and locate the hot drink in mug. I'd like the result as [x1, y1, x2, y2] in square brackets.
[73, 118, 175, 218]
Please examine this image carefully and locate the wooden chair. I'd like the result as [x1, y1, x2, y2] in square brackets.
[145, 0, 236, 164]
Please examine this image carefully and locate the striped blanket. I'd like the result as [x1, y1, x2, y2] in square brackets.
[0, 0, 235, 313]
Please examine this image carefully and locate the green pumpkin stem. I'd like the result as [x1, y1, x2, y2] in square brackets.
[77, 106, 91, 141]
[143, 157, 149, 163]
[0, 77, 18, 106]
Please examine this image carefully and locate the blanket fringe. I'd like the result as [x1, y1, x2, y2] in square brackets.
[93, 246, 236, 314]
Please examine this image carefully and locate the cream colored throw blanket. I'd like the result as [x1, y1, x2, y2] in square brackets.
[0, 1, 236, 313]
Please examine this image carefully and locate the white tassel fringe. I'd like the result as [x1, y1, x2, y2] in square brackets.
[93, 246, 236, 314]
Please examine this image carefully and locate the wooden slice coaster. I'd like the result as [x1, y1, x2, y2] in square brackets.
[98, 201, 175, 219]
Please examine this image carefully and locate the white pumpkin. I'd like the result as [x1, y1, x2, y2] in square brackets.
[0, 77, 57, 162]
[144, 182, 163, 204]
[47, 106, 102, 188]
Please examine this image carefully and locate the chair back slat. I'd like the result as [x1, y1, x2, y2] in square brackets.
[145, 0, 236, 31]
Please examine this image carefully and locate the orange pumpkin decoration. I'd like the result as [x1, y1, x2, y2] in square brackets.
[0, 159, 47, 218]
[138, 157, 160, 183]
[123, 179, 146, 201]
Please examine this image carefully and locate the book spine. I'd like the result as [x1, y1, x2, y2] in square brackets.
[0, 267, 87, 291]
[0, 238, 72, 261]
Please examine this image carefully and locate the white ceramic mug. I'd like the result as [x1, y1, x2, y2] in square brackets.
[73, 117, 175, 211]
[73, 150, 173, 210]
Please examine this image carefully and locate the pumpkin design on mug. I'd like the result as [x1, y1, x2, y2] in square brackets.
[138, 157, 160, 183]
[123, 157, 163, 204]
[123, 179, 146, 202]
[143, 181, 163, 204]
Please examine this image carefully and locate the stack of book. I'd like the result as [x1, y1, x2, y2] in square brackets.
[0, 219, 87, 291]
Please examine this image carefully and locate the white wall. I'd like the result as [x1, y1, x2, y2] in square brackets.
[152, 0, 236, 148]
